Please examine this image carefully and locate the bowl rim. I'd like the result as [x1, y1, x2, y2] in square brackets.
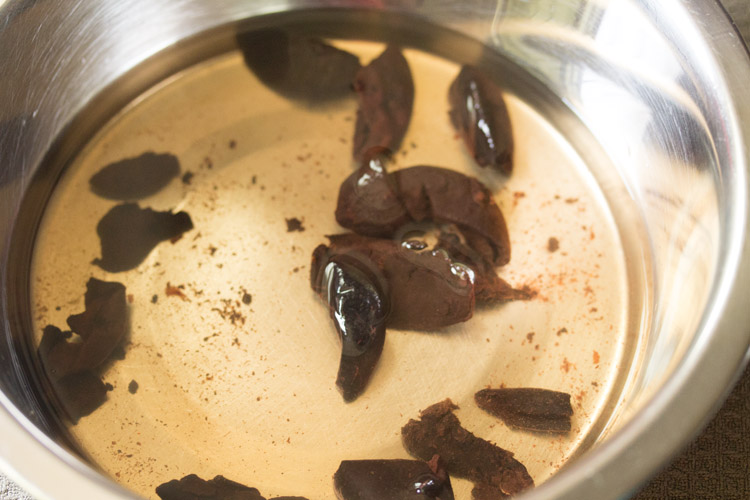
[519, 0, 750, 498]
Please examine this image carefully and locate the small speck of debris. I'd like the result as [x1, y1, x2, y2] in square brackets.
[55, 306, 61, 311]
[548, 237, 559, 252]
[285, 217, 305, 232]
[252, 175, 257, 185]
[561, 358, 574, 373]
[556, 327, 568, 336]
[211, 298, 246, 325]
[181, 171, 194, 184]
[165, 282, 189, 301]
[127, 294, 134, 304]
[242, 292, 252, 305]
[151, 294, 158, 304]
[128, 380, 139, 394]
[229, 139, 237, 149]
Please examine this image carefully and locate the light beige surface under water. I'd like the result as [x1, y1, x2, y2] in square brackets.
[31, 41, 634, 499]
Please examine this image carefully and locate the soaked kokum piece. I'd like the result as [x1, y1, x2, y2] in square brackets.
[93, 203, 193, 272]
[394, 167, 510, 266]
[156, 475, 263, 500]
[156, 474, 309, 500]
[313, 254, 388, 402]
[49, 371, 112, 424]
[334, 456, 455, 500]
[353, 46, 414, 160]
[436, 230, 530, 303]
[237, 28, 361, 101]
[335, 147, 409, 237]
[312, 234, 475, 330]
[449, 66, 514, 175]
[336, 150, 511, 266]
[89, 152, 180, 200]
[475, 388, 573, 433]
[38, 278, 128, 378]
[470, 483, 509, 500]
[401, 399, 534, 497]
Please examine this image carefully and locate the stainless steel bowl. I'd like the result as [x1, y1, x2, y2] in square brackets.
[1, 1, 749, 499]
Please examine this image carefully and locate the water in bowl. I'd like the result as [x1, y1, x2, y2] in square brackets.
[24, 15, 647, 500]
